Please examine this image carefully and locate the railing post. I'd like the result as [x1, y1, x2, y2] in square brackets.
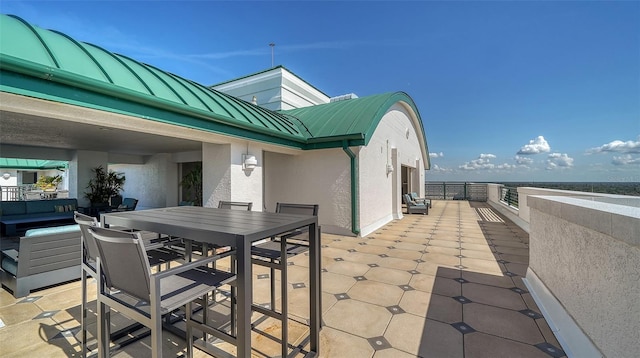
[443, 182, 446, 200]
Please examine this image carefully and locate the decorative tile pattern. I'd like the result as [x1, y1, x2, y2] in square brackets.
[257, 274, 269, 279]
[33, 311, 59, 319]
[408, 270, 420, 274]
[535, 342, 566, 358]
[398, 284, 414, 291]
[386, 305, 405, 315]
[19, 296, 42, 303]
[292, 282, 306, 289]
[354, 276, 367, 281]
[368, 263, 379, 267]
[519, 309, 543, 319]
[451, 322, 476, 334]
[335, 293, 350, 300]
[335, 257, 344, 261]
[453, 296, 472, 304]
[453, 278, 469, 284]
[510, 287, 528, 294]
[367, 336, 392, 350]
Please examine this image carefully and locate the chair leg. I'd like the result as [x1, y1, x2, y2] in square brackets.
[270, 265, 276, 310]
[96, 299, 109, 358]
[280, 239, 288, 358]
[186, 301, 194, 358]
[81, 270, 88, 358]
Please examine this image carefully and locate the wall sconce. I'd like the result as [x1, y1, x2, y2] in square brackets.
[2, 172, 10, 180]
[243, 154, 258, 170]
[386, 164, 394, 174]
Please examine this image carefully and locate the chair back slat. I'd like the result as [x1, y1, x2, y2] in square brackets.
[218, 201, 253, 211]
[74, 211, 100, 262]
[88, 226, 152, 302]
[276, 203, 319, 216]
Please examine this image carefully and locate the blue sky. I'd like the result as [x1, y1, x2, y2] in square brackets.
[3, 1, 639, 182]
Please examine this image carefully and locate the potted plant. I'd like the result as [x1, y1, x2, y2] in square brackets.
[36, 175, 62, 190]
[84, 166, 125, 214]
[180, 163, 202, 206]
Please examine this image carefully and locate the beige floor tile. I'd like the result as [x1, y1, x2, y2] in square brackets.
[321, 271, 357, 294]
[364, 267, 412, 286]
[377, 256, 418, 271]
[416, 261, 461, 278]
[344, 251, 382, 264]
[312, 327, 375, 358]
[464, 331, 550, 358]
[462, 283, 527, 310]
[461, 271, 515, 288]
[373, 347, 416, 358]
[0, 300, 43, 326]
[323, 299, 392, 338]
[399, 289, 433, 317]
[459, 257, 503, 275]
[325, 260, 371, 277]
[430, 276, 462, 297]
[330, 238, 368, 250]
[425, 293, 463, 323]
[286, 264, 311, 283]
[0, 318, 60, 355]
[461, 249, 498, 261]
[385, 315, 463, 358]
[348, 280, 404, 307]
[409, 273, 436, 292]
[385, 248, 423, 260]
[422, 252, 460, 267]
[355, 243, 392, 255]
[463, 303, 544, 344]
[499, 253, 529, 265]
[0, 289, 20, 309]
[393, 241, 427, 252]
[427, 239, 460, 250]
[426, 246, 460, 256]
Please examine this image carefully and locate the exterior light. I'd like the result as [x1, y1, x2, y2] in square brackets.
[386, 164, 394, 174]
[243, 154, 258, 170]
[2, 172, 10, 180]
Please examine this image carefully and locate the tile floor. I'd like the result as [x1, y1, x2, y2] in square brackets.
[0, 200, 566, 357]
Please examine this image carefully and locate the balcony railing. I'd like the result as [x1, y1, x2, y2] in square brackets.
[500, 186, 519, 208]
[0, 185, 37, 201]
[424, 182, 488, 201]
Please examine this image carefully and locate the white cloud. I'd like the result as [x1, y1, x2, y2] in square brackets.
[429, 152, 444, 158]
[459, 154, 497, 170]
[517, 136, 551, 155]
[588, 137, 640, 154]
[514, 155, 534, 165]
[612, 154, 640, 166]
[546, 153, 574, 170]
[432, 164, 452, 172]
[496, 163, 517, 170]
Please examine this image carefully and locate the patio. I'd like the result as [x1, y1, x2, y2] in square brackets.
[0, 200, 565, 357]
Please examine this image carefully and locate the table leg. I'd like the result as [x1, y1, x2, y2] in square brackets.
[309, 223, 321, 354]
[236, 237, 252, 357]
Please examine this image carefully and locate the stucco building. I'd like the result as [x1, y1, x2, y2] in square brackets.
[0, 14, 429, 236]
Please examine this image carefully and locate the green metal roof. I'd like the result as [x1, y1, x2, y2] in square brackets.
[0, 158, 67, 170]
[0, 14, 428, 156]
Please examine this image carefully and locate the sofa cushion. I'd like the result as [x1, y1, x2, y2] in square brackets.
[24, 224, 80, 237]
[1, 257, 18, 276]
[0, 201, 26, 216]
[25, 200, 57, 214]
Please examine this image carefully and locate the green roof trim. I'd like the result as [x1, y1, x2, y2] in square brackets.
[0, 14, 428, 160]
[281, 92, 430, 165]
[0, 158, 67, 170]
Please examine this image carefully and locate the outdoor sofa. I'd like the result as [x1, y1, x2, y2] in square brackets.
[0, 198, 78, 236]
[0, 224, 81, 297]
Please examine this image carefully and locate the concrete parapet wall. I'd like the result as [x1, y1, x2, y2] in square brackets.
[527, 195, 640, 358]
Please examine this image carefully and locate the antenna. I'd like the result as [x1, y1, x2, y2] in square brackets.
[269, 43, 275, 67]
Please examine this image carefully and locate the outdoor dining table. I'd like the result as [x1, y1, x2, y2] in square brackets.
[101, 205, 321, 357]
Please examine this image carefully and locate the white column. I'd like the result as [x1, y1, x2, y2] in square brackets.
[202, 143, 231, 208]
[69, 150, 108, 207]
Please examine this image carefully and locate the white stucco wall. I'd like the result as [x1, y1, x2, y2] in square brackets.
[359, 104, 426, 236]
[111, 153, 179, 210]
[527, 195, 640, 358]
[264, 148, 353, 235]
